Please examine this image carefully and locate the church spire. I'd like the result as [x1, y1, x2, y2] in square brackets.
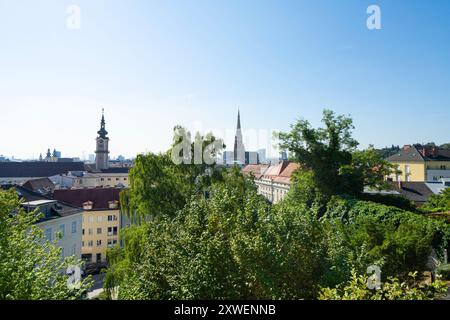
[237, 108, 241, 130]
[97, 108, 108, 139]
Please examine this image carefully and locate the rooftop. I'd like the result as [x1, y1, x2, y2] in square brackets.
[387, 145, 450, 162]
[53, 188, 121, 210]
[0, 162, 86, 178]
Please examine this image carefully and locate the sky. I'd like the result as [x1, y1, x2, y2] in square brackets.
[1, 0, 450, 160]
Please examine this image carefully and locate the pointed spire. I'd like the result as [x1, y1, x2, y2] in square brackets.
[237, 108, 241, 130]
[97, 108, 108, 139]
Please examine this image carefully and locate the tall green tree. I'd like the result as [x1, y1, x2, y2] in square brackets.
[0, 190, 92, 300]
[279, 110, 396, 198]
[278, 109, 359, 197]
[123, 126, 225, 218]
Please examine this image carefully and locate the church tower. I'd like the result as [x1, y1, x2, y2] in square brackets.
[233, 109, 245, 164]
[95, 109, 110, 170]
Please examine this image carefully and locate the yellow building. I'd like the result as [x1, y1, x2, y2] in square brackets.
[387, 145, 450, 182]
[53, 188, 122, 264]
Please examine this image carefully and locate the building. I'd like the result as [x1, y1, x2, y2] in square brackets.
[95, 109, 110, 171]
[0, 161, 86, 185]
[9, 185, 83, 260]
[51, 168, 130, 190]
[387, 144, 450, 182]
[365, 178, 450, 207]
[242, 161, 300, 204]
[53, 188, 122, 265]
[23, 177, 55, 196]
[257, 149, 267, 164]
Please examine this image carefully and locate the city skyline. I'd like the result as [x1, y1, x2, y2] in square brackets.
[1, 0, 450, 159]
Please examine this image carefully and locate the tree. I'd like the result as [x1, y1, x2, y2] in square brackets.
[278, 109, 359, 197]
[279, 111, 397, 200]
[345, 146, 399, 192]
[123, 126, 225, 218]
[0, 190, 92, 300]
[423, 188, 450, 213]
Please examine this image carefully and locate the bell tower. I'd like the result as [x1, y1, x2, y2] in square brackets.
[95, 109, 110, 170]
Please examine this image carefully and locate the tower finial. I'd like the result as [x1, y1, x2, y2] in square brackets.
[97, 108, 108, 139]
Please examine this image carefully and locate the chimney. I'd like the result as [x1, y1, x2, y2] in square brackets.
[403, 145, 412, 151]
[82, 201, 93, 210]
[432, 147, 439, 158]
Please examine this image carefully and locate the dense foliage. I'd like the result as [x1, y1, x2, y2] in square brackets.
[422, 188, 450, 213]
[0, 190, 92, 300]
[319, 270, 448, 300]
[105, 114, 450, 300]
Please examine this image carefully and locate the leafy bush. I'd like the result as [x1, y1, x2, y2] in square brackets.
[359, 193, 418, 212]
[322, 197, 449, 279]
[422, 188, 450, 213]
[319, 270, 448, 300]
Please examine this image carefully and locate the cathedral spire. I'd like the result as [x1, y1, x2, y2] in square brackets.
[237, 108, 241, 130]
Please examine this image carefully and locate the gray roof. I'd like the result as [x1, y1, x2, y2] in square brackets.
[386, 145, 425, 162]
[390, 181, 434, 204]
[387, 145, 450, 162]
[3, 185, 83, 223]
[0, 162, 86, 178]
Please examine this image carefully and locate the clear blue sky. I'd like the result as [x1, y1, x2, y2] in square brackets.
[1, 0, 450, 159]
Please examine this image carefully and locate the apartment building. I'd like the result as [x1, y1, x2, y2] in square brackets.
[7, 185, 83, 260]
[242, 161, 300, 204]
[387, 145, 450, 182]
[53, 188, 121, 265]
[51, 168, 130, 190]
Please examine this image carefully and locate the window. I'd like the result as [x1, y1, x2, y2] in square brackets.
[59, 224, 65, 238]
[82, 241, 85, 247]
[97, 216, 102, 222]
[108, 239, 118, 247]
[89, 216, 94, 223]
[116, 178, 119, 181]
[45, 228, 53, 241]
[108, 215, 118, 221]
[88, 228, 93, 235]
[96, 240, 102, 247]
[96, 253, 102, 262]
[82, 229, 85, 235]
[97, 228, 102, 235]
[441, 165, 447, 170]
[405, 165, 411, 174]
[88, 241, 93, 247]
[72, 244, 76, 255]
[108, 227, 118, 236]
